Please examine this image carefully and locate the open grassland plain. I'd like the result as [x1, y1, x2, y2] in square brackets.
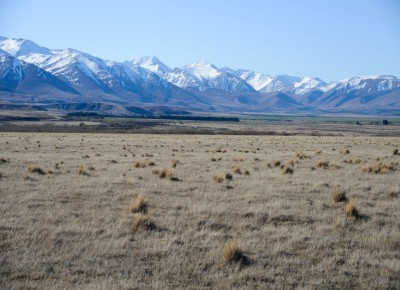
[0, 132, 399, 289]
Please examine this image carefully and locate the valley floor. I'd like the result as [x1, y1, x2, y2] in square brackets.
[0, 132, 399, 289]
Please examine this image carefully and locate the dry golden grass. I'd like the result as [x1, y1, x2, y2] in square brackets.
[128, 193, 147, 213]
[133, 161, 146, 168]
[316, 160, 329, 168]
[282, 165, 294, 174]
[171, 159, 178, 168]
[340, 148, 350, 154]
[233, 167, 242, 174]
[130, 214, 157, 232]
[333, 190, 347, 203]
[273, 160, 281, 167]
[223, 240, 243, 263]
[213, 175, 225, 183]
[345, 200, 358, 217]
[362, 161, 397, 174]
[27, 165, 46, 175]
[77, 165, 87, 175]
[0, 132, 399, 289]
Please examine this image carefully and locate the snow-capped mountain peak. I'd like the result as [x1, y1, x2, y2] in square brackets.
[0, 37, 52, 58]
[222, 68, 273, 91]
[129, 56, 171, 77]
[183, 60, 221, 80]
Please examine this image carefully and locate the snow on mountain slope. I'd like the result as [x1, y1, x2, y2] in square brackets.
[291, 76, 326, 95]
[221, 68, 273, 91]
[322, 75, 399, 93]
[0, 53, 24, 88]
[0, 52, 80, 100]
[303, 75, 400, 109]
[0, 37, 52, 58]
[128, 56, 171, 77]
[164, 68, 205, 90]
[164, 61, 257, 93]
[1, 36, 399, 113]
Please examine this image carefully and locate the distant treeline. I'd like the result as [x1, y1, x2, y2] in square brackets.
[65, 112, 240, 122]
[66, 112, 104, 118]
[157, 115, 239, 122]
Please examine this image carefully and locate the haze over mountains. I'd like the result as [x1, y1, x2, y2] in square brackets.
[0, 36, 399, 115]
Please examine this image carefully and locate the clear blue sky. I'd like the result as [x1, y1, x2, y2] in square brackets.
[0, 0, 399, 82]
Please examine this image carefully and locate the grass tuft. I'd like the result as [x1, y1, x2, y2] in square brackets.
[0, 157, 9, 163]
[223, 240, 244, 264]
[128, 193, 147, 213]
[316, 160, 329, 168]
[333, 191, 347, 203]
[362, 162, 397, 174]
[345, 200, 358, 218]
[282, 165, 294, 175]
[171, 159, 179, 168]
[213, 175, 225, 183]
[133, 161, 146, 168]
[130, 214, 157, 232]
[28, 165, 46, 175]
[225, 173, 233, 181]
[78, 165, 87, 176]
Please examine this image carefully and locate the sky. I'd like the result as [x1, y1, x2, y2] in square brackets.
[0, 0, 399, 82]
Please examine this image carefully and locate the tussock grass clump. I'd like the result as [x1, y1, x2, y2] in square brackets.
[211, 157, 217, 162]
[340, 148, 350, 154]
[128, 193, 147, 213]
[286, 159, 295, 166]
[333, 191, 347, 203]
[153, 168, 173, 179]
[28, 165, 46, 175]
[148, 161, 156, 166]
[345, 200, 358, 218]
[130, 214, 157, 232]
[169, 176, 180, 182]
[225, 173, 233, 181]
[223, 240, 244, 264]
[77, 165, 88, 176]
[0, 157, 9, 163]
[296, 152, 307, 159]
[87, 165, 95, 171]
[233, 167, 242, 175]
[244, 170, 250, 175]
[273, 160, 281, 167]
[393, 149, 398, 156]
[152, 168, 167, 178]
[213, 175, 225, 183]
[362, 162, 397, 174]
[133, 161, 146, 168]
[316, 160, 329, 168]
[388, 189, 399, 198]
[282, 165, 294, 175]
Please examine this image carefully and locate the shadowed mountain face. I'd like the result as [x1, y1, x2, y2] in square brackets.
[0, 37, 399, 114]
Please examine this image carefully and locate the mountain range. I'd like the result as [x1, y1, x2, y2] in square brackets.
[1, 36, 399, 115]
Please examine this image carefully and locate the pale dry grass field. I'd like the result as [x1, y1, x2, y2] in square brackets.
[0, 132, 399, 289]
